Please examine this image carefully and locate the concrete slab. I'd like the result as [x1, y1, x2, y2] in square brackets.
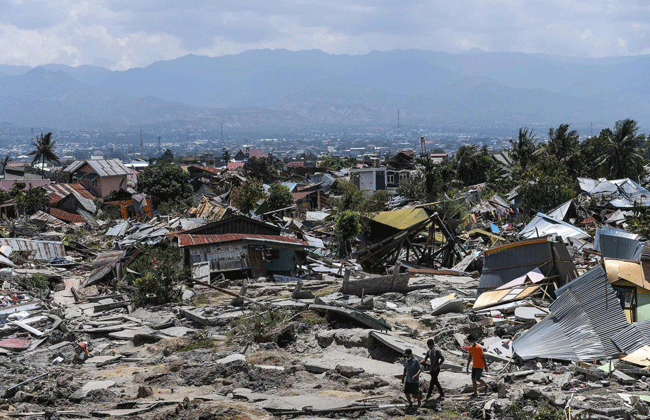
[272, 300, 308, 309]
[69, 380, 115, 400]
[303, 350, 401, 377]
[85, 355, 123, 365]
[216, 353, 246, 364]
[108, 327, 154, 340]
[159, 326, 195, 337]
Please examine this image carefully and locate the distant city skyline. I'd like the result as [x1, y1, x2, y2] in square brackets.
[0, 1, 649, 70]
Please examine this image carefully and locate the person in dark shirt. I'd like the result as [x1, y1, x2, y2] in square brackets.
[422, 338, 445, 400]
[402, 348, 422, 408]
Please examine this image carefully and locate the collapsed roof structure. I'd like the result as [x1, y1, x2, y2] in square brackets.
[512, 266, 642, 361]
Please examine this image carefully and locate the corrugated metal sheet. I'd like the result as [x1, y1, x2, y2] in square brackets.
[0, 238, 65, 261]
[478, 238, 579, 293]
[29, 210, 68, 228]
[303, 234, 325, 248]
[612, 322, 650, 354]
[519, 212, 590, 241]
[514, 266, 634, 361]
[0, 250, 14, 267]
[641, 242, 650, 261]
[86, 159, 130, 177]
[63, 160, 85, 174]
[547, 200, 573, 221]
[172, 233, 307, 248]
[599, 233, 643, 260]
[305, 211, 330, 221]
[45, 183, 95, 203]
[179, 218, 206, 231]
[105, 220, 129, 237]
[64, 159, 129, 177]
[594, 227, 640, 251]
[49, 208, 85, 224]
[371, 207, 429, 230]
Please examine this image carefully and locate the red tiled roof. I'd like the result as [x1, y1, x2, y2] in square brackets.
[286, 161, 305, 168]
[227, 162, 245, 170]
[45, 183, 95, 203]
[169, 233, 307, 247]
[49, 208, 85, 224]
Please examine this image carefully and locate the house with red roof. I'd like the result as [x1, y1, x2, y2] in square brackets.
[168, 215, 309, 279]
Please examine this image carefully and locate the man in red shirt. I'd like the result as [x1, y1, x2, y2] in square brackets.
[465, 334, 489, 397]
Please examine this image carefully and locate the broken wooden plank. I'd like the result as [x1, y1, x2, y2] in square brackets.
[12, 321, 44, 337]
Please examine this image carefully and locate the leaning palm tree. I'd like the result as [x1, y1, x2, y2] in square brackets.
[29, 132, 60, 179]
[597, 119, 646, 180]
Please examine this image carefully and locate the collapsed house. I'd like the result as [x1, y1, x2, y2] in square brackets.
[477, 236, 578, 295]
[512, 266, 644, 362]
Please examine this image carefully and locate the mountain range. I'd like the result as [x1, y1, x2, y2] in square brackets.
[1, 49, 649, 131]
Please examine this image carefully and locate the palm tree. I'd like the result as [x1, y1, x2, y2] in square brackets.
[510, 127, 537, 170]
[547, 124, 579, 162]
[29, 132, 60, 179]
[597, 119, 646, 179]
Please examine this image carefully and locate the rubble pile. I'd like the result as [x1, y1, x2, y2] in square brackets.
[4, 163, 650, 420]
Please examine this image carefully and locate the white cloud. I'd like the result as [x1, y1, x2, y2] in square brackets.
[0, 0, 649, 69]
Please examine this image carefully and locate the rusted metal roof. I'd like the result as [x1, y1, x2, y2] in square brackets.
[44, 183, 94, 203]
[0, 238, 65, 261]
[49, 208, 85, 224]
[170, 233, 308, 248]
[30, 210, 68, 228]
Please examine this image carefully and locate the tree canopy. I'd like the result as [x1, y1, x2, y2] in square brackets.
[136, 161, 194, 209]
[231, 179, 265, 214]
[267, 183, 294, 211]
[244, 156, 278, 184]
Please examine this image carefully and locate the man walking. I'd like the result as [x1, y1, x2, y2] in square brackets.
[465, 334, 489, 397]
[402, 348, 422, 408]
[422, 338, 445, 400]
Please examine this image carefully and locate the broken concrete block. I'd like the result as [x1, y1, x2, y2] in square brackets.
[180, 308, 217, 326]
[612, 369, 635, 385]
[137, 385, 153, 399]
[334, 365, 365, 378]
[523, 388, 544, 400]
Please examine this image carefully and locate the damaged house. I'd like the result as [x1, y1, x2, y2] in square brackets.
[63, 159, 131, 198]
[168, 215, 310, 279]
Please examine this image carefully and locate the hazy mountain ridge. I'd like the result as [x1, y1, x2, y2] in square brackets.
[0, 49, 649, 130]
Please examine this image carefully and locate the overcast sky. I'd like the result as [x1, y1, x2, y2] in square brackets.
[1, 0, 649, 70]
